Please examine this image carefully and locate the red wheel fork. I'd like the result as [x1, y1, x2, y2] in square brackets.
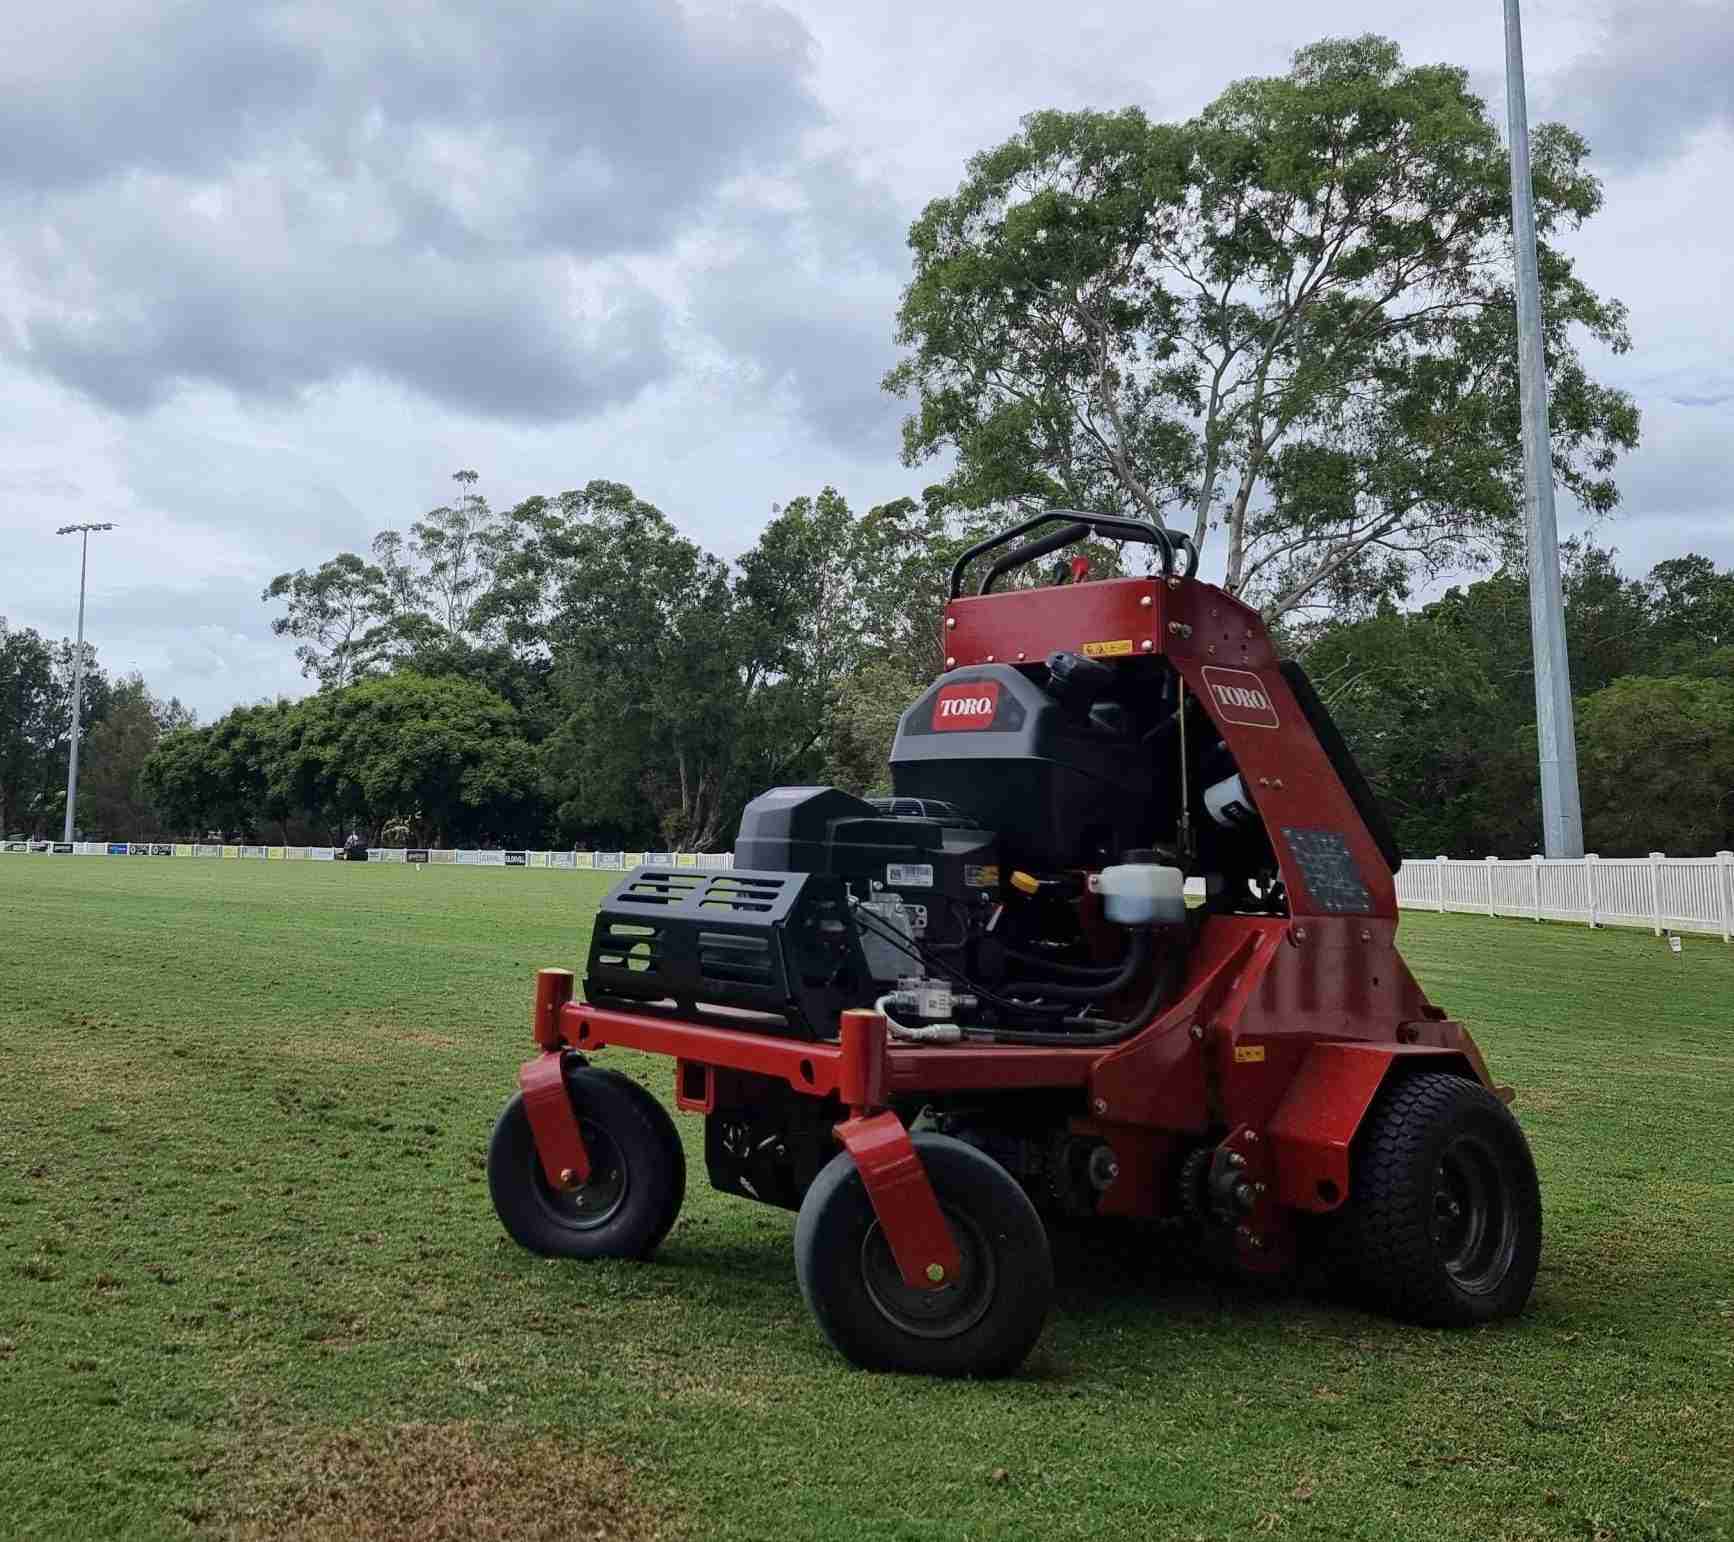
[834, 1009, 962, 1293]
[518, 1051, 592, 1190]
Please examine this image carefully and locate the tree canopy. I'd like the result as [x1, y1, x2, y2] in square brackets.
[886, 35, 1640, 619]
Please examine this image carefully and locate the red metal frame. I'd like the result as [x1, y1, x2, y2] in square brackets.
[518, 572, 1508, 1284]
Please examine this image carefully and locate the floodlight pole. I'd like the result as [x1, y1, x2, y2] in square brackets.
[1503, 0, 1584, 857]
[56, 522, 114, 844]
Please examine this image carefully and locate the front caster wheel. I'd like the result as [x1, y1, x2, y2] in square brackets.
[488, 1067, 685, 1261]
[794, 1133, 1052, 1377]
[1335, 1071, 1542, 1326]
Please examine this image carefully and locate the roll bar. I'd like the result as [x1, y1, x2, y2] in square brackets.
[948, 510, 1200, 598]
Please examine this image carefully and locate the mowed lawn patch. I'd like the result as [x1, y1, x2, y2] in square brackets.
[0, 857, 1729, 1541]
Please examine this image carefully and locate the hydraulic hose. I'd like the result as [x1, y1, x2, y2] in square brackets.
[1001, 942, 1134, 980]
[963, 952, 1183, 1048]
[1000, 931, 1151, 1002]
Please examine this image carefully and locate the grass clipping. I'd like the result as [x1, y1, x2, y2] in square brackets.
[224, 1422, 678, 1541]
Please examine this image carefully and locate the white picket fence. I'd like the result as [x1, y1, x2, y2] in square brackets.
[1395, 853, 1734, 941]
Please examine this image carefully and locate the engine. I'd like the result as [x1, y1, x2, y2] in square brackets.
[579, 648, 1289, 1051]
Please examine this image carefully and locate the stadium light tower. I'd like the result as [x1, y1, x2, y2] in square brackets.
[1503, 0, 1585, 857]
[55, 522, 115, 844]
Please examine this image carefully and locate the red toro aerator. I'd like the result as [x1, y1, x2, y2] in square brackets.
[488, 512, 1541, 1377]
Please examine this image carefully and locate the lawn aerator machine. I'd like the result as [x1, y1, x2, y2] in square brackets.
[487, 511, 1542, 1377]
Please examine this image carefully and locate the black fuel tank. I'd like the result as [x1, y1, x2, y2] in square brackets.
[889, 664, 1156, 869]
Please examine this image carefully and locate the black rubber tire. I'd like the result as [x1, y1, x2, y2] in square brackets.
[488, 1066, 686, 1261]
[794, 1133, 1052, 1377]
[1335, 1071, 1541, 1326]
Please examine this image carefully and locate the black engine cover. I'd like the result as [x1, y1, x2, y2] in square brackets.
[890, 664, 1156, 869]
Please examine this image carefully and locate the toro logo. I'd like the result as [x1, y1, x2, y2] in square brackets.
[932, 681, 1001, 731]
[1200, 667, 1279, 729]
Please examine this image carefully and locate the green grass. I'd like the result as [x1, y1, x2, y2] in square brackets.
[0, 857, 1729, 1541]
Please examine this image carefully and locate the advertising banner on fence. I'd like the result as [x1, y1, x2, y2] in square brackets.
[407, 849, 429, 864]
[505, 852, 527, 867]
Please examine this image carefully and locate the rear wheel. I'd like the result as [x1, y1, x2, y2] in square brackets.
[488, 1067, 686, 1261]
[794, 1134, 1052, 1377]
[1335, 1071, 1541, 1326]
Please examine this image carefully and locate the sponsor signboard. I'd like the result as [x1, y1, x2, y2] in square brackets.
[2, 841, 27, 854]
[505, 851, 527, 867]
[406, 849, 430, 864]
[52, 842, 73, 854]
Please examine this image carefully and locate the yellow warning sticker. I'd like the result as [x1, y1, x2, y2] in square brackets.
[1233, 1044, 1267, 1064]
[1083, 639, 1135, 658]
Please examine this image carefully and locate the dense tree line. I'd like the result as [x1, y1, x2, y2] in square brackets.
[1294, 547, 1734, 855]
[20, 36, 1727, 856]
[0, 619, 192, 839]
[143, 481, 1024, 848]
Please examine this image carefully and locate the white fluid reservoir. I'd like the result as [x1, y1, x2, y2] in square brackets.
[1092, 864, 1188, 926]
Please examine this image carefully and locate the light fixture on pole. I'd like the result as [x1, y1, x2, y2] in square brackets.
[55, 522, 115, 844]
[1503, 0, 1585, 857]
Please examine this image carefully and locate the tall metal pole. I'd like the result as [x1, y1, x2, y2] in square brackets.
[1503, 0, 1585, 857]
[56, 522, 113, 844]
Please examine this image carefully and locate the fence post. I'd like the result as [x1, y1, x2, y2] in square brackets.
[1435, 855, 1448, 913]
[1718, 852, 1732, 945]
[1585, 854, 1599, 929]
[1485, 856, 1498, 917]
[1649, 852, 1664, 937]
[1531, 854, 1543, 921]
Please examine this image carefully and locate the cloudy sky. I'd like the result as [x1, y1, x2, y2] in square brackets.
[2, 0, 1730, 719]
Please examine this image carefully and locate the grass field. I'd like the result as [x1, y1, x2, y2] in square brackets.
[0, 857, 1729, 1542]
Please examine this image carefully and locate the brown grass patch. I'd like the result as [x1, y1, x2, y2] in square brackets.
[220, 1420, 680, 1541]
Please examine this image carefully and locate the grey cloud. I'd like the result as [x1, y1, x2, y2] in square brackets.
[1538, 2, 1734, 170]
[0, 2, 322, 193]
[0, 0, 828, 421]
[689, 155, 913, 455]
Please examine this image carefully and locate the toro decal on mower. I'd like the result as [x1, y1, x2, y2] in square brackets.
[1200, 667, 1280, 729]
[931, 681, 1000, 731]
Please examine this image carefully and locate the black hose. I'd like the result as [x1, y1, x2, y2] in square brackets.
[1001, 943, 1131, 979]
[1000, 932, 1150, 1001]
[963, 953, 1182, 1047]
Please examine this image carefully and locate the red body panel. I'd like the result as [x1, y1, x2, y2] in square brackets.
[1267, 1041, 1473, 1214]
